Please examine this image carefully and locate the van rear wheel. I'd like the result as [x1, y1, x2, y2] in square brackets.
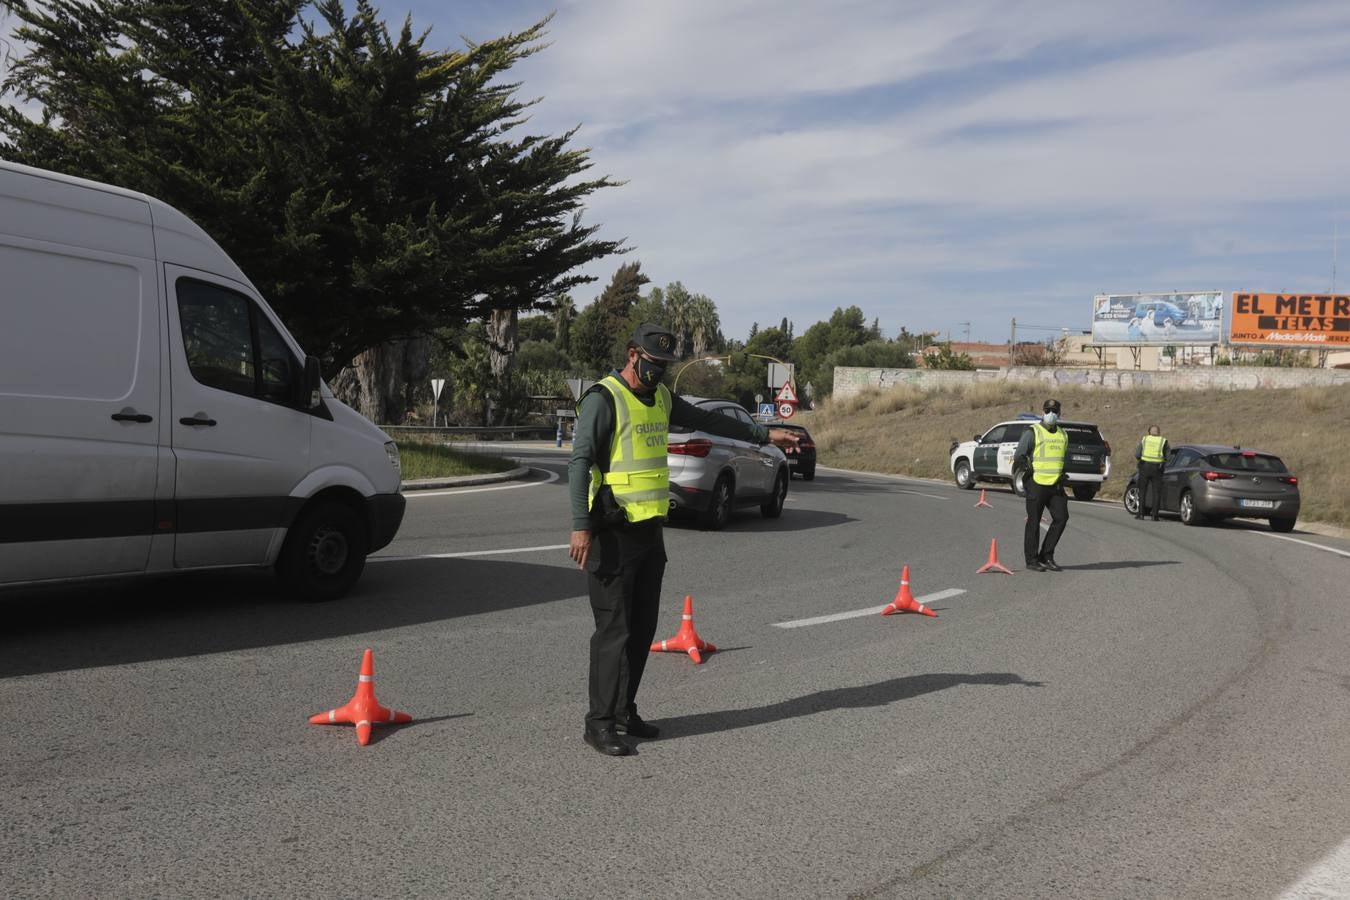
[278, 500, 368, 601]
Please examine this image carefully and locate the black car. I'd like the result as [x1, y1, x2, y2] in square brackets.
[1123, 443, 1300, 531]
[772, 423, 816, 480]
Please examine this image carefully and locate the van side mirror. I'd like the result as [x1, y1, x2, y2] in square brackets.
[301, 355, 322, 410]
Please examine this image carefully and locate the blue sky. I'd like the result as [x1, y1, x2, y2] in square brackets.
[14, 1, 1350, 344]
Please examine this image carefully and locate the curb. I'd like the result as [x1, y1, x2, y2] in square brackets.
[401, 465, 531, 491]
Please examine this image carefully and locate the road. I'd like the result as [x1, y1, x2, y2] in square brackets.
[3, 446, 1349, 899]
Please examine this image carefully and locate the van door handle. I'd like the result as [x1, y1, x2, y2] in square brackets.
[179, 416, 217, 427]
[111, 410, 153, 423]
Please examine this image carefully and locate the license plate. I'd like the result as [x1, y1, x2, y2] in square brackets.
[1239, 499, 1275, 509]
[1072, 454, 1093, 462]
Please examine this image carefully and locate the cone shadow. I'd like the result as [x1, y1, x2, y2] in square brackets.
[655, 672, 1044, 740]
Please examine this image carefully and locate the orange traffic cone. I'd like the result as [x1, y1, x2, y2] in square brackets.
[974, 489, 992, 509]
[977, 538, 1014, 574]
[650, 595, 717, 664]
[881, 565, 937, 617]
[308, 649, 412, 746]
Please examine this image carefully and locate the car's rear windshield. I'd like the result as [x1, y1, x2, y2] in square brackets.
[1060, 424, 1105, 445]
[1206, 452, 1288, 473]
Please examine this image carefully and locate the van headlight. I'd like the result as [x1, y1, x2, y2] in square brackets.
[385, 441, 401, 474]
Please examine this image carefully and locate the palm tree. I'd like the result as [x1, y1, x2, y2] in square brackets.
[687, 293, 723, 357]
[664, 282, 693, 358]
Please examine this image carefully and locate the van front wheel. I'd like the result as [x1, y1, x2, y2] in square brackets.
[278, 500, 368, 602]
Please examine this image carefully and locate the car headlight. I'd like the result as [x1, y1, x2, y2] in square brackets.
[385, 441, 401, 474]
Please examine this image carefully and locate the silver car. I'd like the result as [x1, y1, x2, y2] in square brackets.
[667, 397, 790, 530]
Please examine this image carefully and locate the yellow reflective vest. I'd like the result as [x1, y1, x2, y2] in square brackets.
[1030, 422, 1068, 486]
[1141, 434, 1167, 464]
[586, 375, 671, 524]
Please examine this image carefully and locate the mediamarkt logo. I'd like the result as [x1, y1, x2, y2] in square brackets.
[1265, 331, 1328, 342]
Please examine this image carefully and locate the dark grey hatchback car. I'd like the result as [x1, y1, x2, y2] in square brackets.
[1123, 443, 1300, 531]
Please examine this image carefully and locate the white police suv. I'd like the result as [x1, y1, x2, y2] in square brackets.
[949, 415, 1112, 501]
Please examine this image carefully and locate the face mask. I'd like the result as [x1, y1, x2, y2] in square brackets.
[636, 356, 667, 388]
[1042, 412, 1059, 426]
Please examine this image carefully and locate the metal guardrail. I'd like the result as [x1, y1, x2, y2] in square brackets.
[382, 424, 554, 441]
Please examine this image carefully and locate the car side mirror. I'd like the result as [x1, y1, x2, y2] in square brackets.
[974, 434, 982, 442]
[301, 355, 322, 410]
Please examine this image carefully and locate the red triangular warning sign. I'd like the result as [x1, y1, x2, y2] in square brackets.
[775, 381, 797, 404]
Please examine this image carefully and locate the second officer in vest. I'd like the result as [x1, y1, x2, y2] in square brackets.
[1134, 425, 1170, 520]
[568, 323, 799, 757]
[1014, 398, 1071, 572]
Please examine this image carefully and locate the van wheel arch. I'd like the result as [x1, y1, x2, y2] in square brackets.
[277, 490, 370, 602]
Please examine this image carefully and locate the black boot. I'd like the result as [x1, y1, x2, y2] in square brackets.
[1039, 555, 1063, 572]
[583, 726, 631, 757]
[616, 709, 660, 739]
[1025, 559, 1047, 572]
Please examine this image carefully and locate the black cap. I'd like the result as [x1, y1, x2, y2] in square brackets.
[631, 322, 679, 362]
[1043, 398, 1062, 414]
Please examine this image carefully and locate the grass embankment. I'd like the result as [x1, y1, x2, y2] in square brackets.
[803, 383, 1350, 528]
[397, 440, 519, 481]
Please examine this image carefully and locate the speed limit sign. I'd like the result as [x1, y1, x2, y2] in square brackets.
[777, 401, 796, 419]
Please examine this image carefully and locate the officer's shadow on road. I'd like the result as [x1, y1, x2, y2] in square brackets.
[0, 556, 585, 678]
[1056, 560, 1179, 571]
[651, 672, 1044, 741]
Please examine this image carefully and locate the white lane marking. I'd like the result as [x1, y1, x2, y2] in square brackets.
[1255, 532, 1350, 559]
[405, 466, 560, 498]
[1279, 834, 1350, 898]
[773, 589, 966, 629]
[816, 467, 949, 500]
[369, 544, 569, 563]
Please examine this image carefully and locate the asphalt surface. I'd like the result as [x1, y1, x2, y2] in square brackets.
[3, 447, 1349, 899]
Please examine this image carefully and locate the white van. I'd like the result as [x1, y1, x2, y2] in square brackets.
[0, 161, 405, 600]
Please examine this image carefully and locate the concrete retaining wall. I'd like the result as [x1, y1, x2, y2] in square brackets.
[832, 365, 1350, 400]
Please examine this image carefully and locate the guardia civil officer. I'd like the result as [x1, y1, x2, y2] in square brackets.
[568, 324, 799, 756]
[1014, 398, 1070, 572]
[1134, 425, 1169, 521]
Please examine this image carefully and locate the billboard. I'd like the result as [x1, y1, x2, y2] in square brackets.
[1091, 292, 1224, 346]
[1229, 293, 1350, 347]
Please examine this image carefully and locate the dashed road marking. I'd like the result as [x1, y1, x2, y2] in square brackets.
[370, 544, 568, 563]
[772, 589, 966, 629]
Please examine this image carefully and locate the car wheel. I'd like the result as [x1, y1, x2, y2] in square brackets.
[1072, 484, 1098, 502]
[1270, 517, 1297, 533]
[1179, 490, 1206, 527]
[277, 499, 368, 601]
[1012, 469, 1028, 497]
[761, 469, 788, 518]
[801, 463, 816, 481]
[954, 459, 974, 489]
[702, 475, 734, 530]
[1123, 484, 1140, 516]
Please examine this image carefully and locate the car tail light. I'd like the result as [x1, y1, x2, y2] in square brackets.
[801, 441, 815, 450]
[1201, 470, 1234, 481]
[670, 438, 712, 458]
[1241, 450, 1256, 457]
[1103, 440, 1111, 456]
[1279, 476, 1298, 485]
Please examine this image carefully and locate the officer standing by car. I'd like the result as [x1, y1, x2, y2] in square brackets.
[1014, 399, 1070, 572]
[1134, 425, 1169, 521]
[568, 323, 799, 757]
